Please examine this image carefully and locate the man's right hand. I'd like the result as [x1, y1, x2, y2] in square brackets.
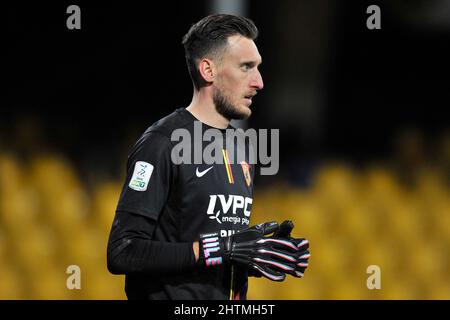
[198, 221, 308, 281]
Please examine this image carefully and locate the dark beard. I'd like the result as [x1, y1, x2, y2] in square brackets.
[213, 87, 248, 120]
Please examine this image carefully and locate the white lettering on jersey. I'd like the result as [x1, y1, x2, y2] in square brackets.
[244, 197, 252, 217]
[220, 229, 237, 237]
[207, 194, 253, 225]
[218, 195, 233, 214]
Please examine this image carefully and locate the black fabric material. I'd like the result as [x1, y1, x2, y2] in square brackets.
[107, 211, 196, 275]
[108, 108, 254, 300]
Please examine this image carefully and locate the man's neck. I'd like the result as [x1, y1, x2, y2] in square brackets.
[186, 89, 230, 129]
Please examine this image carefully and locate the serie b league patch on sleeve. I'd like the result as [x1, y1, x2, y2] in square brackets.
[129, 161, 154, 191]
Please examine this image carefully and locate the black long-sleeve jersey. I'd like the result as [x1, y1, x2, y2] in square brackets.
[107, 108, 255, 300]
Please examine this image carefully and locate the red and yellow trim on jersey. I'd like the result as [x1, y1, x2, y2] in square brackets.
[222, 149, 234, 184]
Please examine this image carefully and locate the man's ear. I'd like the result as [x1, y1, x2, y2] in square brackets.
[198, 58, 215, 83]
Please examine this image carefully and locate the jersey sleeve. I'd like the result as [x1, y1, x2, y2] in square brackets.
[116, 130, 174, 220]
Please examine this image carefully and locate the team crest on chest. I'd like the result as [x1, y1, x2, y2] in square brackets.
[240, 161, 251, 187]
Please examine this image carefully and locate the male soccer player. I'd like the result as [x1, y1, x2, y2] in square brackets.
[107, 14, 310, 300]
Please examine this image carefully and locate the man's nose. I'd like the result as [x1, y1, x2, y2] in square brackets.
[250, 70, 264, 90]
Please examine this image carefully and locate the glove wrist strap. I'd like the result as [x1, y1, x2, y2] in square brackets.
[198, 232, 224, 267]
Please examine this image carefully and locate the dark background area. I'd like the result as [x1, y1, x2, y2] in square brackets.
[3, 0, 449, 186]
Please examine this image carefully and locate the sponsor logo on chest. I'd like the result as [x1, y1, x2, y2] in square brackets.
[206, 194, 252, 225]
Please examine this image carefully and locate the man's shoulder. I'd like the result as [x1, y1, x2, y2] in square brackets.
[131, 108, 192, 151]
[144, 108, 192, 138]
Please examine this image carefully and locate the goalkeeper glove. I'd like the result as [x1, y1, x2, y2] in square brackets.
[273, 220, 310, 278]
[198, 221, 302, 281]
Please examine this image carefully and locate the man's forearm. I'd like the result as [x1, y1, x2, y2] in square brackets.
[107, 237, 197, 275]
[107, 211, 199, 275]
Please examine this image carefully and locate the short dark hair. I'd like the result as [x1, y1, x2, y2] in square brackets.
[182, 14, 259, 90]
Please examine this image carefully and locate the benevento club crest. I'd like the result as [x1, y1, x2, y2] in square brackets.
[240, 161, 251, 187]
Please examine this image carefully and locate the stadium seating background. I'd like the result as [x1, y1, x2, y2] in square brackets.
[0, 136, 448, 299]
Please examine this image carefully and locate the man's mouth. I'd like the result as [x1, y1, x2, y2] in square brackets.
[244, 93, 256, 104]
[242, 92, 257, 106]
[244, 96, 253, 105]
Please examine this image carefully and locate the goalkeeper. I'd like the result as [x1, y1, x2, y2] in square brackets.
[107, 14, 310, 300]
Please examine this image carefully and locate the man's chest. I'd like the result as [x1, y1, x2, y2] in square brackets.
[174, 161, 254, 234]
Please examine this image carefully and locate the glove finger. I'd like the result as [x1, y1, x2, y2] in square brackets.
[230, 251, 294, 267]
[250, 263, 286, 282]
[293, 269, 305, 278]
[247, 266, 263, 278]
[277, 249, 310, 278]
[232, 251, 297, 268]
[233, 228, 266, 242]
[283, 267, 305, 278]
[273, 220, 294, 238]
[252, 256, 296, 273]
[296, 250, 310, 270]
[233, 247, 299, 266]
[237, 221, 278, 238]
[260, 221, 279, 235]
[256, 248, 297, 263]
[256, 237, 298, 252]
[295, 263, 308, 274]
[298, 250, 311, 260]
[233, 238, 297, 251]
[231, 242, 301, 260]
[294, 238, 309, 250]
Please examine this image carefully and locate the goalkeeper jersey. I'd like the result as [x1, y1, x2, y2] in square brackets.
[114, 108, 255, 300]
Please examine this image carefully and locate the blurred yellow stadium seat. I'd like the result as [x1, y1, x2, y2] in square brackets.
[384, 201, 426, 247]
[251, 186, 294, 223]
[82, 270, 126, 300]
[0, 187, 40, 237]
[312, 164, 361, 211]
[26, 265, 71, 299]
[415, 169, 450, 243]
[0, 154, 41, 236]
[0, 263, 24, 299]
[0, 153, 23, 195]
[311, 235, 356, 280]
[403, 240, 449, 285]
[326, 276, 371, 300]
[1, 149, 448, 299]
[427, 280, 450, 300]
[379, 277, 423, 299]
[90, 182, 122, 234]
[363, 166, 405, 213]
[29, 155, 89, 234]
[247, 277, 283, 300]
[336, 201, 378, 245]
[11, 225, 59, 274]
[62, 227, 104, 267]
[276, 273, 326, 300]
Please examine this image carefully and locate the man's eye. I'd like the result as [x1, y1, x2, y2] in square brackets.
[241, 64, 251, 71]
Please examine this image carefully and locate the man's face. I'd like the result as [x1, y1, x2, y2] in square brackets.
[213, 35, 264, 120]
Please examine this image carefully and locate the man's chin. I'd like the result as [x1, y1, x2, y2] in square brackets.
[215, 105, 251, 121]
[240, 109, 251, 120]
[230, 110, 251, 121]
[234, 105, 252, 120]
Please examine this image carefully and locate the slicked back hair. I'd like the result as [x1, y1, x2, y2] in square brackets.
[182, 14, 258, 90]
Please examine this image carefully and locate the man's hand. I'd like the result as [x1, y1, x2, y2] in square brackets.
[198, 221, 305, 281]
